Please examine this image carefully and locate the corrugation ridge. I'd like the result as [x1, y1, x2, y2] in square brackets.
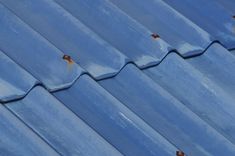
[2, 41, 232, 128]
[0, 41, 223, 103]
[142, 46, 235, 145]
[0, 1, 223, 86]
[52, 0, 209, 67]
[4, 87, 124, 156]
[2, 105, 63, 156]
[0, 47, 84, 103]
[95, 65, 235, 155]
[108, 0, 213, 56]
[52, 0, 171, 67]
[0, 2, 83, 92]
[51, 92, 126, 156]
[0, 1, 128, 81]
[92, 41, 219, 81]
[3, 77, 179, 155]
[2, 43, 234, 155]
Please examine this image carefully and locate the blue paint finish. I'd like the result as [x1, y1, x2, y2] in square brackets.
[187, 43, 235, 99]
[54, 75, 177, 156]
[99, 64, 235, 156]
[6, 87, 122, 156]
[0, 0, 234, 154]
[0, 51, 37, 102]
[231, 49, 235, 55]
[0, 4, 82, 91]
[144, 53, 235, 145]
[163, 0, 235, 49]
[0, 0, 128, 79]
[0, 105, 59, 156]
[215, 0, 235, 13]
[110, 0, 212, 56]
[54, 0, 172, 68]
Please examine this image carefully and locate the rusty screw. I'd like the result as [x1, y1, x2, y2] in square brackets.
[176, 151, 185, 156]
[63, 54, 73, 64]
[151, 33, 160, 39]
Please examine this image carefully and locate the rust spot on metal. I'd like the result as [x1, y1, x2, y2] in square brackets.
[176, 151, 185, 156]
[151, 33, 160, 39]
[63, 54, 73, 64]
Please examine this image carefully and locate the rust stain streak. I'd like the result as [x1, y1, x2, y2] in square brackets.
[63, 54, 74, 65]
[176, 151, 185, 156]
[151, 33, 160, 39]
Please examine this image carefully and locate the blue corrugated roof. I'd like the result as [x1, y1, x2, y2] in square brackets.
[0, 0, 235, 155]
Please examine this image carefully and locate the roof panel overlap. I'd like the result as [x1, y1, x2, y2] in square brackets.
[144, 50, 235, 144]
[163, 0, 235, 49]
[54, 75, 177, 156]
[187, 43, 235, 99]
[1, 0, 128, 79]
[99, 64, 235, 155]
[110, 0, 213, 56]
[0, 0, 235, 155]
[6, 86, 122, 156]
[54, 0, 172, 68]
[0, 3, 82, 91]
[0, 51, 37, 102]
[0, 105, 59, 156]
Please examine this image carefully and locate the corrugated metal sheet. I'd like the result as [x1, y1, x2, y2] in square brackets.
[162, 0, 235, 50]
[0, 0, 235, 155]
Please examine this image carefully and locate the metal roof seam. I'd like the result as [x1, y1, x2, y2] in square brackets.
[98, 63, 235, 155]
[53, 0, 172, 61]
[0, 0, 129, 80]
[0, 0, 235, 155]
[2, 1, 219, 74]
[51, 89, 126, 156]
[94, 78, 184, 152]
[0, 40, 226, 103]
[1, 0, 225, 85]
[3, 105, 63, 156]
[0, 1, 83, 91]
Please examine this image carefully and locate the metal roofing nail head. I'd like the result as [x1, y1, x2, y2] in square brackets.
[63, 54, 74, 64]
[176, 151, 185, 156]
[151, 33, 160, 39]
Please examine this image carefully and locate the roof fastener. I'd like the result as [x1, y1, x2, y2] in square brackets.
[63, 54, 73, 64]
[151, 33, 160, 39]
[233, 15, 235, 19]
[176, 151, 185, 156]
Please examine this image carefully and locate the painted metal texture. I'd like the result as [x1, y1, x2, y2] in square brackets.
[0, 0, 128, 79]
[0, 3, 82, 91]
[0, 51, 37, 102]
[0, 0, 235, 156]
[163, 0, 235, 50]
[51, 0, 173, 67]
[109, 0, 213, 56]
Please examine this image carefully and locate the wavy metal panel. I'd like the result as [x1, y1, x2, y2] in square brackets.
[0, 1, 235, 156]
[144, 45, 235, 144]
[0, 105, 59, 156]
[163, 0, 235, 49]
[0, 0, 128, 79]
[187, 43, 235, 99]
[99, 64, 235, 156]
[54, 75, 177, 156]
[0, 51, 37, 102]
[109, 0, 213, 56]
[0, 3, 82, 91]
[6, 87, 122, 156]
[53, 0, 172, 68]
